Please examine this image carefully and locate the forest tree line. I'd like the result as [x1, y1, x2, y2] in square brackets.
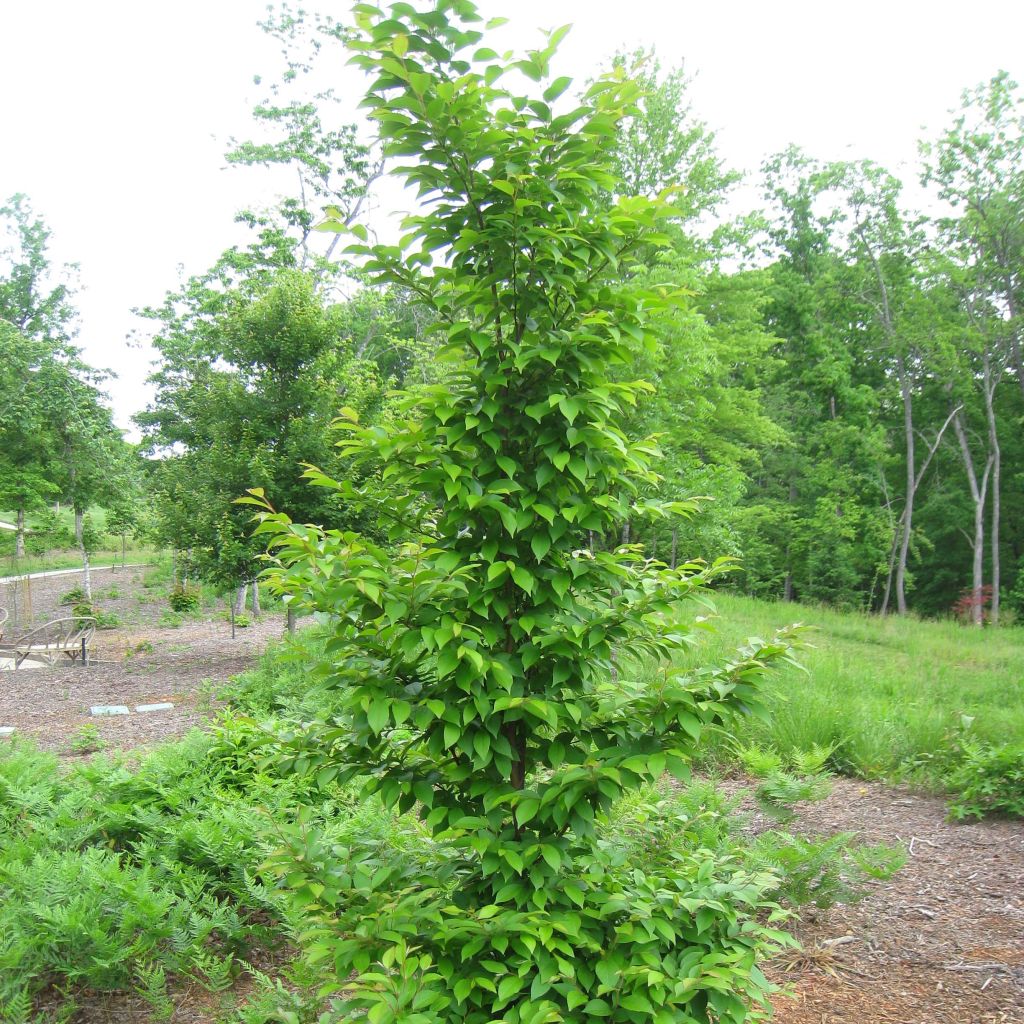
[2, 9, 1022, 625]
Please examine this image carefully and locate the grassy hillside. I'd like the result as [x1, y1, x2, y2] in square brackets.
[655, 592, 1024, 785]
[0, 506, 159, 576]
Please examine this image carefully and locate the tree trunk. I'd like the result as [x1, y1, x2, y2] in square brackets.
[81, 544, 92, 601]
[286, 606, 297, 635]
[233, 584, 247, 617]
[894, 360, 914, 615]
[983, 358, 1001, 625]
[783, 480, 797, 601]
[74, 508, 84, 547]
[14, 507, 25, 558]
[991, 445, 1001, 625]
[952, 409, 993, 627]
[670, 528, 678, 571]
[250, 581, 261, 618]
[621, 520, 630, 545]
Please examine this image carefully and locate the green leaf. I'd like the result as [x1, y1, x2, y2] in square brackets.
[543, 76, 572, 103]
[530, 533, 552, 561]
[510, 565, 534, 593]
[367, 701, 389, 735]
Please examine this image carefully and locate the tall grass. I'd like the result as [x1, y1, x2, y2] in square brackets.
[643, 592, 1024, 785]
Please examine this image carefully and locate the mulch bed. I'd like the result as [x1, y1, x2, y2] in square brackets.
[3, 569, 1022, 1022]
[760, 778, 1024, 1023]
[0, 566, 288, 756]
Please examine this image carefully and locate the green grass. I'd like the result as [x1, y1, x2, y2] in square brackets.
[0, 505, 160, 577]
[661, 592, 1024, 785]
[0, 545, 161, 577]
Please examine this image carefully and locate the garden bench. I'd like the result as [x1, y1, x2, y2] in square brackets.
[2, 617, 96, 669]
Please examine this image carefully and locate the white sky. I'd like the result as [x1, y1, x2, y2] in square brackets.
[2, 0, 1022, 435]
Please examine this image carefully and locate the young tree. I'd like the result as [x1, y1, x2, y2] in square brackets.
[252, 5, 799, 1021]
[0, 193, 77, 344]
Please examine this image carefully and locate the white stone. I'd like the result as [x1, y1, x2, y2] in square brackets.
[0, 726, 15, 736]
[90, 705, 129, 716]
[135, 702, 174, 713]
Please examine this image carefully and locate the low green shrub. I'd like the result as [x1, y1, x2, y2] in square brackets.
[60, 587, 86, 606]
[946, 743, 1024, 820]
[168, 586, 201, 613]
[750, 831, 905, 909]
[68, 725, 105, 756]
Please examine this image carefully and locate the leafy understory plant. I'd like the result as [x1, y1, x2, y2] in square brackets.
[249, 3, 802, 1021]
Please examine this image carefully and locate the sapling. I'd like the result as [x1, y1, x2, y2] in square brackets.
[249, 3, 801, 1021]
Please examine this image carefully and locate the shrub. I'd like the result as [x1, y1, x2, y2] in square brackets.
[68, 725, 106, 756]
[60, 587, 86, 606]
[94, 609, 120, 630]
[71, 602, 95, 618]
[946, 743, 1024, 820]
[168, 585, 201, 613]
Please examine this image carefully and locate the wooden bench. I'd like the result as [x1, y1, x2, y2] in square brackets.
[2, 617, 96, 669]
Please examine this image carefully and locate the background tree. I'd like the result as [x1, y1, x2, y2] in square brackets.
[140, 270, 388, 607]
[921, 71, 1024, 623]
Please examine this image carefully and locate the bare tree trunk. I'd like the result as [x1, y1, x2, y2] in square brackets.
[286, 606, 297, 635]
[894, 360, 914, 615]
[983, 357, 1001, 624]
[952, 409, 993, 626]
[670, 528, 678, 571]
[991, 445, 1001, 625]
[250, 581, 261, 618]
[74, 508, 84, 547]
[233, 584, 247, 617]
[783, 480, 797, 601]
[14, 507, 25, 558]
[621, 520, 630, 545]
[81, 545, 92, 601]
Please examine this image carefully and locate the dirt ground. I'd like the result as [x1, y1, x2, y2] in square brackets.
[760, 778, 1024, 1023]
[2, 568, 1022, 1022]
[0, 566, 288, 756]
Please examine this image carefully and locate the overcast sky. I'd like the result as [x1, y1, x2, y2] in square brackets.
[2, 0, 1022, 435]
